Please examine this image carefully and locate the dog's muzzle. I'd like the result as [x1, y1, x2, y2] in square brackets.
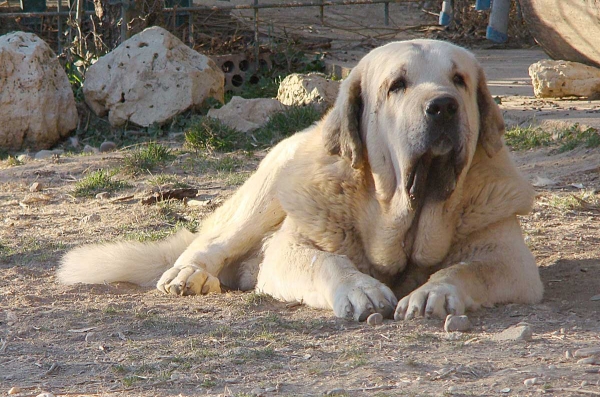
[406, 95, 465, 209]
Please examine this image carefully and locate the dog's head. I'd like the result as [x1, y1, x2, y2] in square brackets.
[323, 39, 504, 209]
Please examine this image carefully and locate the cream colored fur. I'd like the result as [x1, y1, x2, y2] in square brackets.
[59, 40, 543, 321]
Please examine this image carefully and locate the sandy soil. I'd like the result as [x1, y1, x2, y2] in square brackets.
[2, 3, 600, 397]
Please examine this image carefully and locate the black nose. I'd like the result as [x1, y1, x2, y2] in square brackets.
[425, 96, 459, 121]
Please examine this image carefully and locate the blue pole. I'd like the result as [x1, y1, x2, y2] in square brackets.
[476, 0, 491, 11]
[486, 0, 511, 43]
[439, 0, 452, 26]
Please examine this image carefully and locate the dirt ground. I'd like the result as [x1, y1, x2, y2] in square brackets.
[2, 3, 600, 397]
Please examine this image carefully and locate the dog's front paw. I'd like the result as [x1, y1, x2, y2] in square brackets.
[157, 265, 221, 296]
[333, 276, 398, 321]
[394, 282, 465, 320]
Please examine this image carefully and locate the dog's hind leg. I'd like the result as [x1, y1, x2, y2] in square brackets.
[157, 131, 310, 296]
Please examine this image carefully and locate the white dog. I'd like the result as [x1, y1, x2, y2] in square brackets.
[59, 39, 543, 321]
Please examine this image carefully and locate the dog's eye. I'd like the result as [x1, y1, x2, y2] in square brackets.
[453, 73, 466, 88]
[389, 78, 407, 94]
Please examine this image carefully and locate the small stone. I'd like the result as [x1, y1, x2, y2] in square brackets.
[36, 393, 55, 397]
[548, 364, 557, 370]
[83, 145, 99, 154]
[566, 350, 573, 359]
[367, 312, 383, 326]
[578, 357, 600, 365]
[447, 385, 458, 394]
[574, 347, 600, 358]
[591, 294, 600, 301]
[35, 150, 55, 160]
[524, 378, 537, 387]
[99, 141, 117, 152]
[250, 388, 264, 397]
[582, 381, 589, 387]
[444, 314, 471, 332]
[8, 387, 21, 395]
[17, 154, 31, 162]
[80, 214, 101, 224]
[327, 389, 346, 396]
[29, 182, 43, 192]
[95, 192, 110, 200]
[500, 388, 511, 393]
[491, 325, 533, 342]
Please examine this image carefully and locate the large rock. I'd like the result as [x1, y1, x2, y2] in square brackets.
[529, 59, 600, 98]
[0, 32, 78, 150]
[84, 26, 224, 127]
[207, 96, 285, 132]
[277, 73, 339, 110]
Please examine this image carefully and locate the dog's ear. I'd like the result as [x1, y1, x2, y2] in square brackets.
[477, 67, 504, 157]
[322, 66, 364, 168]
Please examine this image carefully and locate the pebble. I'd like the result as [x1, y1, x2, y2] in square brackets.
[17, 154, 32, 162]
[500, 388, 511, 393]
[80, 214, 101, 224]
[444, 314, 471, 332]
[36, 393, 55, 397]
[524, 378, 537, 387]
[83, 145, 99, 154]
[99, 141, 117, 152]
[250, 387, 264, 396]
[591, 294, 600, 301]
[29, 182, 43, 192]
[95, 192, 110, 200]
[566, 350, 573, 359]
[38, 149, 64, 160]
[447, 385, 458, 394]
[491, 325, 533, 342]
[327, 389, 346, 396]
[8, 387, 21, 395]
[366, 312, 383, 326]
[574, 347, 600, 358]
[582, 381, 589, 387]
[577, 357, 600, 365]
[34, 150, 55, 160]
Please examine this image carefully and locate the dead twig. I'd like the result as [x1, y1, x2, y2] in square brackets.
[141, 188, 198, 205]
[542, 388, 600, 396]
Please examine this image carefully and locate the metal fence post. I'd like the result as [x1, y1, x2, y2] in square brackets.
[384, 1, 389, 25]
[254, 0, 259, 70]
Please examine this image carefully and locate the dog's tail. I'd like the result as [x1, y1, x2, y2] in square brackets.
[57, 229, 197, 287]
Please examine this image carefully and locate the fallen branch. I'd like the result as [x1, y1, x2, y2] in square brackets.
[141, 188, 198, 205]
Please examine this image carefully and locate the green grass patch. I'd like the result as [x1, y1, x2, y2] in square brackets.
[554, 124, 600, 153]
[148, 174, 190, 188]
[124, 142, 176, 174]
[505, 123, 600, 152]
[73, 169, 130, 197]
[253, 106, 322, 146]
[5, 156, 23, 167]
[504, 126, 552, 150]
[185, 106, 323, 153]
[185, 117, 248, 152]
[544, 191, 600, 211]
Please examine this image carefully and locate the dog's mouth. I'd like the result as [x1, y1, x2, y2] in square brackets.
[405, 143, 464, 209]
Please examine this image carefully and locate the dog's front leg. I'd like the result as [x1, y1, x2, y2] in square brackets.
[395, 216, 543, 320]
[157, 132, 311, 295]
[256, 223, 397, 321]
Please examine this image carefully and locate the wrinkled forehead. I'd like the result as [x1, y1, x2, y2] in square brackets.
[361, 40, 479, 87]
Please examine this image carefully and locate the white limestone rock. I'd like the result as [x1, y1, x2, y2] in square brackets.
[0, 32, 78, 150]
[207, 96, 285, 133]
[83, 26, 224, 127]
[277, 73, 339, 110]
[529, 59, 600, 98]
